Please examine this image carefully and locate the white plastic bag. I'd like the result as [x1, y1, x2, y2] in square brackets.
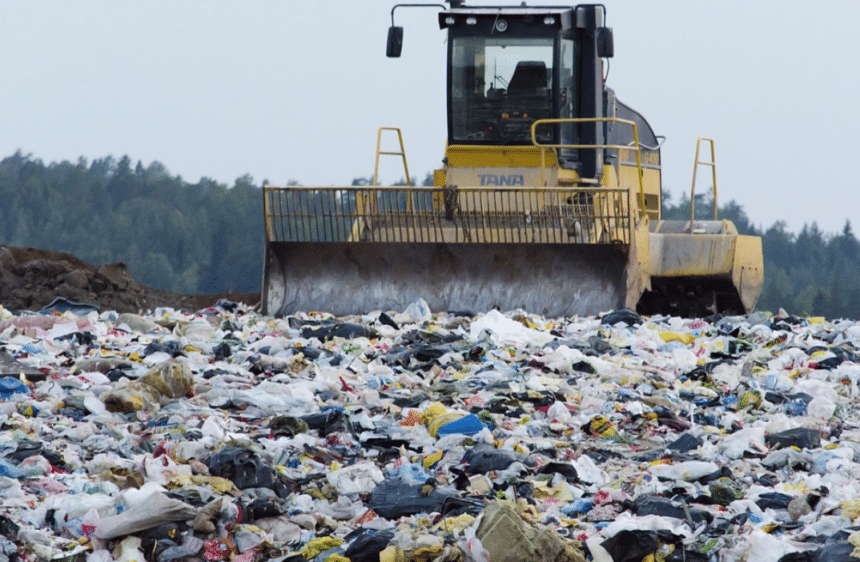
[326, 462, 384, 495]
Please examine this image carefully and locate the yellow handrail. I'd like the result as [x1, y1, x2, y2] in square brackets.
[262, 185, 632, 245]
[263, 183, 273, 242]
[690, 137, 718, 226]
[529, 117, 647, 219]
[373, 127, 412, 187]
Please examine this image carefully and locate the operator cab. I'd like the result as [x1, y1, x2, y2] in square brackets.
[443, 12, 557, 145]
[388, 3, 660, 181]
[439, 5, 612, 178]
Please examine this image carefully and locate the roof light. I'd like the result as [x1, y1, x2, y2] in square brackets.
[543, 16, 556, 25]
[495, 19, 508, 32]
[445, 16, 455, 25]
[466, 16, 477, 25]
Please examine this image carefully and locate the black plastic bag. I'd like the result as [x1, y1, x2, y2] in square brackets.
[367, 478, 458, 519]
[537, 462, 579, 483]
[755, 492, 794, 510]
[212, 342, 232, 359]
[778, 541, 856, 562]
[634, 496, 711, 525]
[765, 427, 821, 450]
[143, 340, 184, 357]
[302, 323, 379, 342]
[301, 409, 348, 435]
[246, 497, 283, 521]
[344, 529, 395, 562]
[205, 447, 274, 490]
[600, 530, 659, 562]
[666, 432, 703, 454]
[601, 309, 643, 327]
[464, 443, 526, 473]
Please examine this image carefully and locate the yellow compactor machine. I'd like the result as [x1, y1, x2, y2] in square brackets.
[262, 2, 763, 318]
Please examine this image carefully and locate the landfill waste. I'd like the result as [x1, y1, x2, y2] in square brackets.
[474, 500, 585, 562]
[2, 298, 860, 562]
[101, 359, 194, 413]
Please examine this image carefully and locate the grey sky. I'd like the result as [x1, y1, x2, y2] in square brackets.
[1, 1, 857, 234]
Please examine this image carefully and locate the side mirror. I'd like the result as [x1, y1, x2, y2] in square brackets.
[597, 27, 614, 58]
[387, 26, 404, 58]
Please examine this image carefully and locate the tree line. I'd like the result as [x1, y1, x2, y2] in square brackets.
[1, 151, 858, 318]
[0, 151, 261, 295]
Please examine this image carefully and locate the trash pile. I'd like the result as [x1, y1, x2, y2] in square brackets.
[1, 298, 860, 562]
[0, 245, 169, 315]
[0, 245, 259, 316]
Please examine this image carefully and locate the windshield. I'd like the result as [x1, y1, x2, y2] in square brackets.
[451, 35, 554, 145]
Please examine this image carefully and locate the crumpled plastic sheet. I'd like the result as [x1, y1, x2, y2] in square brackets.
[3, 301, 860, 562]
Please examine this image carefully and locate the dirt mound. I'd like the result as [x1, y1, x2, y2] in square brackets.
[0, 245, 260, 314]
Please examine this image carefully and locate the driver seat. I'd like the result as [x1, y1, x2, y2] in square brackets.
[507, 61, 548, 96]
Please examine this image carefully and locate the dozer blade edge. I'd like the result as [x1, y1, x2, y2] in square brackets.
[262, 242, 628, 318]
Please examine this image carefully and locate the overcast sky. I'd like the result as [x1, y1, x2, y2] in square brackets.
[1, 1, 858, 234]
